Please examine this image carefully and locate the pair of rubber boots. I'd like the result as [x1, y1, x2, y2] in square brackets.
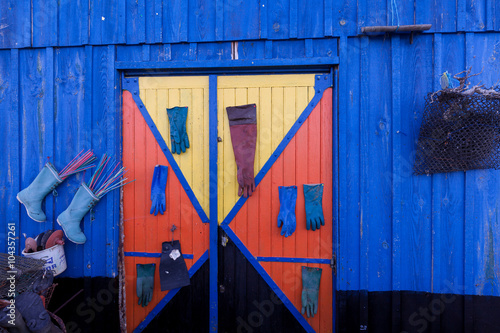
[17, 162, 98, 245]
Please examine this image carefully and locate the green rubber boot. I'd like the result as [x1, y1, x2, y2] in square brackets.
[57, 183, 99, 244]
[17, 162, 63, 222]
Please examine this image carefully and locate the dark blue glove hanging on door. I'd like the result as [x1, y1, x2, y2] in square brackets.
[167, 106, 190, 154]
[150, 165, 168, 216]
[303, 184, 325, 231]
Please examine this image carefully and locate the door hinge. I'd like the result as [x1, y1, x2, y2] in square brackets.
[331, 253, 336, 275]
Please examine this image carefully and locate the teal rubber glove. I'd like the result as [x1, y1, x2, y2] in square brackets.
[303, 184, 325, 231]
[277, 186, 297, 237]
[150, 165, 168, 216]
[137, 263, 155, 307]
[167, 106, 190, 154]
[301, 266, 322, 318]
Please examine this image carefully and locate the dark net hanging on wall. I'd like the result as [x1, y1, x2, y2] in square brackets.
[414, 87, 500, 175]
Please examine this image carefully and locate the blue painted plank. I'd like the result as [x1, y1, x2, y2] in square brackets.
[116, 46, 143, 62]
[386, 0, 413, 27]
[223, 0, 260, 40]
[485, 0, 494, 31]
[312, 38, 338, 58]
[0, 0, 31, 48]
[171, 43, 190, 61]
[360, 36, 392, 292]
[464, 32, 475, 297]
[142, 45, 150, 62]
[391, 35, 401, 294]
[338, 36, 361, 291]
[58, 0, 89, 46]
[265, 40, 273, 59]
[163, 0, 184, 43]
[90, 0, 125, 44]
[43, 48, 55, 227]
[187, 0, 216, 42]
[324, 0, 333, 36]
[457, 0, 467, 31]
[305, 39, 313, 57]
[90, 46, 113, 277]
[134, 251, 209, 332]
[215, 0, 223, 40]
[154, 0, 163, 43]
[19, 49, 51, 254]
[466, 0, 486, 31]
[126, 0, 146, 44]
[260, 0, 268, 39]
[54, 47, 88, 277]
[267, 0, 290, 39]
[435, 33, 466, 294]
[435, 0, 457, 32]
[106, 44, 119, 278]
[145, 0, 155, 43]
[189, 43, 197, 61]
[289, 0, 298, 38]
[90, 0, 103, 44]
[298, 0, 324, 38]
[2, 49, 20, 253]
[32, 0, 58, 47]
[332, 0, 357, 36]
[209, 74, 218, 333]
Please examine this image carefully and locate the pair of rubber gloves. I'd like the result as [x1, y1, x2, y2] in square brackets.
[277, 184, 325, 237]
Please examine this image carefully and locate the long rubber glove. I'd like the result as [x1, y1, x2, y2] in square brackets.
[277, 186, 297, 237]
[150, 165, 168, 216]
[137, 264, 155, 307]
[226, 104, 257, 198]
[301, 266, 322, 318]
[303, 184, 325, 231]
[167, 106, 190, 154]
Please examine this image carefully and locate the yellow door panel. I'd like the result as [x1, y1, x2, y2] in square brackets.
[139, 76, 210, 216]
[217, 74, 316, 223]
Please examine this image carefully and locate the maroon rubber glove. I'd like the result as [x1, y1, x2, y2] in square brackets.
[226, 104, 258, 198]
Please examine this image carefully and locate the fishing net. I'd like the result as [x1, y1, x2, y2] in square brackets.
[414, 87, 500, 175]
[0, 253, 46, 299]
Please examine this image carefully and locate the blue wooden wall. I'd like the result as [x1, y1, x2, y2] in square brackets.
[1, 0, 499, 300]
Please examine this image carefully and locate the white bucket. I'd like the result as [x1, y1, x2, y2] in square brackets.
[22, 244, 67, 276]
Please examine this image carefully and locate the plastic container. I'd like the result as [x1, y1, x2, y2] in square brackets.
[22, 244, 67, 276]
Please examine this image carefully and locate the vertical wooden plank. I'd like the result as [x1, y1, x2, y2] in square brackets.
[145, 0, 155, 43]
[324, 0, 333, 36]
[259, 87, 272, 264]
[163, 0, 182, 43]
[298, 0, 324, 38]
[43, 48, 55, 227]
[180, 0, 189, 41]
[270, 86, 284, 305]
[289, 0, 298, 38]
[188, 0, 216, 42]
[332, 0, 357, 36]
[154, 0, 163, 43]
[265, 41, 273, 59]
[126, 0, 146, 44]
[58, 0, 88, 46]
[6, 49, 20, 253]
[485, 0, 494, 30]
[83, 45, 93, 278]
[305, 39, 313, 57]
[416, 0, 435, 32]
[215, 0, 224, 40]
[391, 34, 402, 332]
[223, 89, 237, 218]
[435, 0, 458, 31]
[466, 0, 486, 31]
[223, 0, 260, 40]
[260, 0, 268, 39]
[457, 0, 467, 31]
[32, 0, 58, 47]
[267, 0, 289, 39]
[0, 0, 31, 48]
[89, 0, 103, 44]
[209, 75, 218, 333]
[463, 31, 475, 333]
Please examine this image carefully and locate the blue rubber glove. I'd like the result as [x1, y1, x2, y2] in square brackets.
[277, 186, 297, 237]
[167, 106, 190, 154]
[150, 165, 168, 216]
[303, 184, 325, 231]
[137, 263, 155, 307]
[301, 266, 322, 318]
